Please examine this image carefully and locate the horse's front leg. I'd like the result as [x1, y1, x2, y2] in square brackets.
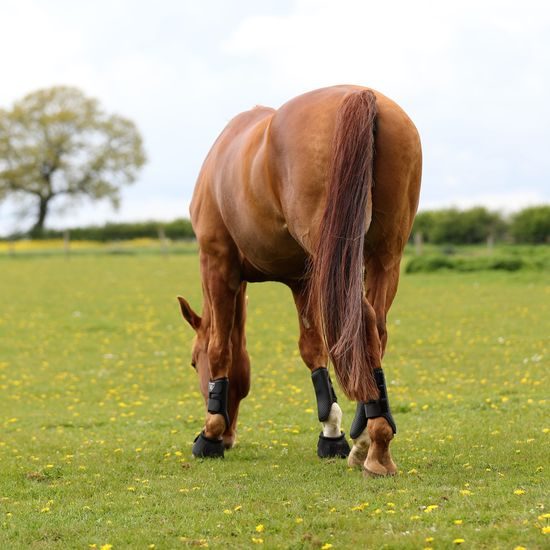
[192, 250, 241, 458]
[223, 282, 251, 449]
[291, 287, 350, 458]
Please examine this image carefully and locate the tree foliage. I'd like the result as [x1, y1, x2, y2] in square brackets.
[0, 86, 146, 234]
[412, 207, 507, 244]
[27, 218, 195, 242]
[509, 206, 550, 244]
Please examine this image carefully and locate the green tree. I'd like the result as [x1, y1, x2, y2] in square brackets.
[412, 207, 506, 244]
[510, 206, 550, 243]
[411, 211, 436, 241]
[0, 86, 146, 235]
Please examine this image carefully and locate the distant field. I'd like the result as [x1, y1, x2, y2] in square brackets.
[0, 238, 197, 256]
[0, 252, 548, 548]
[2, 239, 549, 274]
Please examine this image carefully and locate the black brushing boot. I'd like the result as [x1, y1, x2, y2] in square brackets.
[192, 377, 230, 458]
[192, 431, 224, 458]
[317, 431, 351, 458]
[312, 368, 350, 458]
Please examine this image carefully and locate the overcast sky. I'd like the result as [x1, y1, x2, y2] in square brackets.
[1, 0, 549, 234]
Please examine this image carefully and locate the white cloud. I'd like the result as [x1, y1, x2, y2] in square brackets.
[223, 0, 550, 211]
[0, 2, 92, 102]
[1, 0, 549, 235]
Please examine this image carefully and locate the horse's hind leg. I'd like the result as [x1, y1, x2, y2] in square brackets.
[366, 259, 401, 357]
[291, 285, 350, 458]
[348, 262, 400, 474]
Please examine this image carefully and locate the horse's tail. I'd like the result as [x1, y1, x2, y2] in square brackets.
[309, 89, 378, 402]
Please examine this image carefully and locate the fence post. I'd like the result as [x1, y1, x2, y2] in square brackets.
[63, 230, 70, 259]
[486, 233, 494, 253]
[414, 231, 423, 255]
[158, 227, 168, 257]
[8, 237, 16, 257]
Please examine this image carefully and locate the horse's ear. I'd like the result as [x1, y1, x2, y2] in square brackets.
[177, 296, 201, 330]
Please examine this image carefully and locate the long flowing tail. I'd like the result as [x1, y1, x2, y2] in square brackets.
[309, 89, 378, 402]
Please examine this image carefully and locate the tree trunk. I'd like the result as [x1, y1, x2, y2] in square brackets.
[30, 195, 50, 236]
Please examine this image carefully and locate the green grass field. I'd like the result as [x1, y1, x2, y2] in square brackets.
[0, 252, 548, 549]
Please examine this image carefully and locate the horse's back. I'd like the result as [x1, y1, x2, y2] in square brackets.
[192, 104, 308, 277]
[191, 85, 421, 277]
[269, 85, 422, 267]
[191, 106, 277, 248]
[269, 86, 356, 252]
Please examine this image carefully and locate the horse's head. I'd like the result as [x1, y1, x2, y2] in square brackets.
[177, 296, 210, 397]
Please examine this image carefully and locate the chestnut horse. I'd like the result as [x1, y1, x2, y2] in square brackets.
[178, 85, 421, 475]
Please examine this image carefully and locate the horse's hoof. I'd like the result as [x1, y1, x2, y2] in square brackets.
[223, 432, 236, 450]
[192, 431, 224, 458]
[348, 445, 369, 468]
[362, 466, 397, 478]
[363, 458, 397, 477]
[348, 455, 363, 468]
[317, 431, 351, 458]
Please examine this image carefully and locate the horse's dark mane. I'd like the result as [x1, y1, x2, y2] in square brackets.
[309, 90, 379, 402]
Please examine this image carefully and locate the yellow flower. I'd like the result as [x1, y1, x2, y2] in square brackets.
[321, 544, 333, 550]
[295, 517, 303, 524]
[255, 524, 265, 533]
[453, 539, 465, 545]
[424, 505, 439, 513]
[223, 509, 232, 515]
[514, 546, 527, 550]
[425, 537, 434, 543]
[460, 489, 472, 496]
[251, 537, 263, 544]
[234, 505, 242, 512]
[454, 519, 463, 525]
[542, 526, 550, 535]
[100, 545, 113, 550]
[513, 489, 526, 495]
